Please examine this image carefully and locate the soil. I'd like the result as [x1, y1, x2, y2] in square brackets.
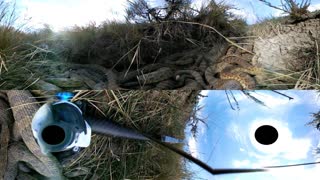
[250, 18, 320, 89]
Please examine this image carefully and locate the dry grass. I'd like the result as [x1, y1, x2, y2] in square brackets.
[254, 55, 320, 89]
[0, 0, 248, 89]
[0, 1, 56, 89]
[257, 0, 311, 20]
[249, 16, 286, 38]
[281, 0, 311, 19]
[0, 43, 58, 89]
[247, 13, 320, 89]
[51, 0, 246, 71]
[1, 0, 319, 90]
[59, 90, 200, 179]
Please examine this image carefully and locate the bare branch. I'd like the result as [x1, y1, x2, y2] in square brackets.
[257, 0, 290, 13]
[258, 0, 311, 20]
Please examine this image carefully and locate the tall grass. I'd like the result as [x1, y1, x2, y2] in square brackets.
[1, 0, 248, 89]
[61, 90, 200, 179]
[0, 0, 18, 51]
[0, 1, 61, 89]
[1, 0, 319, 89]
[50, 0, 247, 71]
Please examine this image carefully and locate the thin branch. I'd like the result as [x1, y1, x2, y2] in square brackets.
[271, 90, 294, 100]
[225, 90, 236, 110]
[230, 90, 240, 111]
[241, 90, 266, 106]
[257, 0, 290, 13]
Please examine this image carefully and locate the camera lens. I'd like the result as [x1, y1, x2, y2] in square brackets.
[254, 125, 278, 145]
[42, 125, 66, 145]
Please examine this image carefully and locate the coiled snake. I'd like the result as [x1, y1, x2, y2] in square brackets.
[205, 55, 261, 89]
[0, 92, 10, 179]
[118, 44, 261, 90]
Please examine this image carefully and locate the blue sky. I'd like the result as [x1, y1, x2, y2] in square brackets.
[6, 0, 320, 31]
[185, 90, 320, 180]
[218, 0, 320, 24]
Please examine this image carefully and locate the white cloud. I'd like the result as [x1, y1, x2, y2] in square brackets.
[198, 90, 210, 107]
[233, 159, 250, 168]
[267, 163, 320, 180]
[227, 122, 250, 150]
[232, 156, 320, 179]
[228, 8, 258, 24]
[198, 122, 207, 137]
[249, 118, 312, 161]
[251, 158, 281, 168]
[213, 91, 320, 179]
[191, 0, 208, 9]
[301, 91, 320, 107]
[191, 0, 258, 24]
[226, 90, 320, 179]
[273, 9, 288, 17]
[148, 0, 160, 7]
[232, 157, 320, 179]
[188, 136, 200, 158]
[272, 3, 320, 17]
[228, 91, 305, 117]
[308, 3, 320, 12]
[20, 0, 128, 31]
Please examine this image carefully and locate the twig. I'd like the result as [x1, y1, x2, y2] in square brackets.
[225, 90, 235, 110]
[271, 90, 294, 100]
[164, 20, 254, 55]
[230, 90, 240, 111]
[265, 161, 320, 168]
[257, 0, 289, 13]
[315, 40, 320, 84]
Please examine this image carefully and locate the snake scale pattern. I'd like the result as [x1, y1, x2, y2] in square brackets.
[30, 41, 260, 90]
[0, 91, 64, 179]
[0, 92, 10, 179]
[116, 43, 260, 90]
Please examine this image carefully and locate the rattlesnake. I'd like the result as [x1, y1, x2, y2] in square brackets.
[2, 91, 64, 179]
[118, 43, 261, 90]
[0, 92, 11, 179]
[118, 48, 211, 89]
[34, 63, 120, 90]
[26, 43, 260, 90]
[79, 44, 261, 90]
[205, 45, 262, 89]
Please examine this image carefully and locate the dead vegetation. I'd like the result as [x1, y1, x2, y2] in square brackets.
[57, 90, 201, 179]
[0, 0, 247, 90]
[247, 1, 320, 89]
[258, 0, 312, 21]
[54, 0, 246, 70]
[1, 0, 320, 89]
[0, 1, 56, 89]
[307, 109, 320, 130]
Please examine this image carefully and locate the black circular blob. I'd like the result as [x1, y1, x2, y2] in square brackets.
[42, 125, 66, 145]
[254, 125, 278, 145]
